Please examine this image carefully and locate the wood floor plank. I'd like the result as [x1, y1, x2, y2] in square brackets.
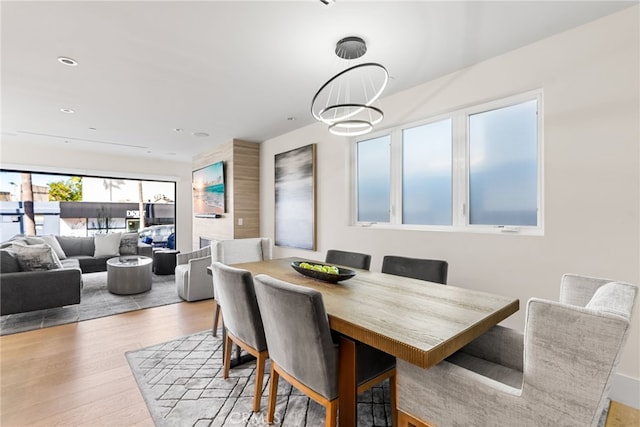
[1, 298, 638, 427]
[607, 401, 640, 427]
[1, 300, 214, 426]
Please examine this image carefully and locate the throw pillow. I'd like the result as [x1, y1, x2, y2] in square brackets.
[94, 232, 122, 257]
[0, 249, 21, 273]
[25, 236, 47, 245]
[11, 242, 63, 271]
[119, 232, 139, 255]
[39, 235, 68, 260]
[586, 282, 634, 318]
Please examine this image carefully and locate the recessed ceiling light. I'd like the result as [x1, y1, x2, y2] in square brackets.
[89, 127, 97, 131]
[60, 108, 75, 114]
[58, 56, 78, 66]
[193, 132, 210, 138]
[173, 128, 183, 132]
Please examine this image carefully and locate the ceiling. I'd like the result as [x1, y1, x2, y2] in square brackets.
[1, 1, 635, 162]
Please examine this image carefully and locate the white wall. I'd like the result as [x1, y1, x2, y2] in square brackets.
[260, 7, 640, 406]
[0, 143, 193, 253]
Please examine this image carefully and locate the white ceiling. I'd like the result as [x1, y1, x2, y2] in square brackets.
[1, 1, 635, 162]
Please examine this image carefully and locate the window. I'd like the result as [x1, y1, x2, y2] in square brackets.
[468, 100, 538, 226]
[0, 169, 176, 242]
[357, 135, 391, 222]
[402, 119, 452, 225]
[354, 91, 542, 234]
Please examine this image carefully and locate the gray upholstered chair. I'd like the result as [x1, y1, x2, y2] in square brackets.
[175, 245, 212, 302]
[381, 255, 448, 284]
[396, 274, 638, 427]
[253, 274, 397, 427]
[210, 262, 268, 412]
[325, 249, 372, 270]
[209, 237, 272, 337]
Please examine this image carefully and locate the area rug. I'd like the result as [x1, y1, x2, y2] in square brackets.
[126, 331, 393, 426]
[0, 271, 181, 336]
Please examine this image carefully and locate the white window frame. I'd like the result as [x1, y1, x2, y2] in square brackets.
[351, 89, 544, 235]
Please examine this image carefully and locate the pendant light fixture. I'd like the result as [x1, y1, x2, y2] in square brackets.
[311, 36, 388, 137]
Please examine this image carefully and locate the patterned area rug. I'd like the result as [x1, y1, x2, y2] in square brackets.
[0, 271, 181, 335]
[126, 331, 393, 426]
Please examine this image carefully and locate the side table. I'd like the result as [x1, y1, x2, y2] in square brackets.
[153, 250, 180, 275]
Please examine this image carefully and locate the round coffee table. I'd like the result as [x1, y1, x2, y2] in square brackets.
[107, 256, 153, 295]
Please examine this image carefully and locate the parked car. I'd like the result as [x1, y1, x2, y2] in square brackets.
[138, 225, 175, 248]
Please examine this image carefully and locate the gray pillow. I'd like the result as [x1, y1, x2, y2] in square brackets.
[25, 236, 47, 245]
[10, 242, 63, 271]
[40, 235, 67, 260]
[0, 249, 21, 273]
[119, 232, 139, 255]
[0, 241, 15, 250]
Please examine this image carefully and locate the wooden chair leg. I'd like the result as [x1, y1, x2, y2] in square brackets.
[222, 334, 232, 379]
[253, 351, 267, 412]
[212, 301, 220, 337]
[325, 399, 338, 427]
[267, 363, 279, 424]
[390, 372, 398, 427]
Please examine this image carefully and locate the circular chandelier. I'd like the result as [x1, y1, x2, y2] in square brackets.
[311, 36, 388, 137]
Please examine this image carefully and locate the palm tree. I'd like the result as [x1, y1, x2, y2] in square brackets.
[138, 181, 145, 231]
[21, 173, 36, 235]
[102, 178, 125, 201]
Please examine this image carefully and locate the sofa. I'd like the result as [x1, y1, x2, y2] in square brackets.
[55, 234, 152, 273]
[0, 233, 152, 315]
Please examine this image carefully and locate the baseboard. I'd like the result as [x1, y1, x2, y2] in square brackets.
[610, 373, 640, 409]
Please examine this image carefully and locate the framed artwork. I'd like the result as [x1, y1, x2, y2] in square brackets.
[192, 161, 225, 216]
[275, 144, 316, 250]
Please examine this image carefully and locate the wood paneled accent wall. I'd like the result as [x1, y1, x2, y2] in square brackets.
[232, 140, 260, 238]
[192, 139, 260, 249]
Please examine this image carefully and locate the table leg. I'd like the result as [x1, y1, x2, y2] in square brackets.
[338, 336, 357, 426]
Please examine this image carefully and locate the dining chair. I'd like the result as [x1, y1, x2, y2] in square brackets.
[175, 246, 212, 301]
[381, 255, 448, 284]
[209, 237, 272, 336]
[396, 274, 638, 427]
[210, 262, 268, 412]
[325, 249, 372, 270]
[253, 274, 397, 427]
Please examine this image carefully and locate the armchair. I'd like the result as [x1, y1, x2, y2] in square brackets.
[175, 246, 212, 302]
[210, 237, 272, 337]
[211, 237, 272, 265]
[396, 274, 638, 427]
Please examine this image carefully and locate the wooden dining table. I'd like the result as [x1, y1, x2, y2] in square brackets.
[234, 257, 519, 426]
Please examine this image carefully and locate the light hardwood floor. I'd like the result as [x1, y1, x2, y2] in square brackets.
[1, 300, 638, 426]
[1, 300, 214, 426]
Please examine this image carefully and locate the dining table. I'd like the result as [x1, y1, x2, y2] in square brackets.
[233, 257, 520, 426]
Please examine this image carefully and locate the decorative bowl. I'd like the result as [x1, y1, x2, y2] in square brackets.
[290, 261, 356, 283]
